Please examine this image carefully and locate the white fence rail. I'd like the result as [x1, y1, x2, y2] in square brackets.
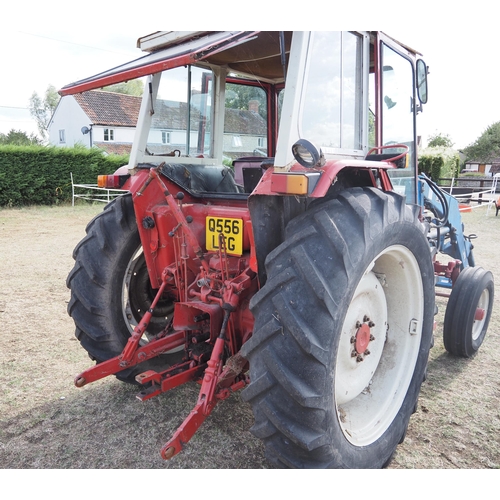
[438, 174, 500, 215]
[448, 174, 500, 215]
[70, 172, 127, 206]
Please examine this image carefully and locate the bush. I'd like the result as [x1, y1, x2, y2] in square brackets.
[0, 145, 129, 206]
[418, 147, 460, 183]
[418, 155, 445, 181]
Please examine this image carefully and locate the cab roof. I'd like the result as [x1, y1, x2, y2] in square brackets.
[60, 31, 292, 96]
[59, 31, 420, 97]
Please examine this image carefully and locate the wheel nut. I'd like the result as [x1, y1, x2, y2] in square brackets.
[350, 336, 356, 344]
[351, 350, 357, 357]
[368, 321, 375, 328]
[364, 349, 371, 356]
[370, 334, 375, 341]
[356, 355, 364, 362]
[363, 315, 370, 322]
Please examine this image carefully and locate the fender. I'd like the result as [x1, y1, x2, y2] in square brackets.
[253, 158, 396, 198]
[249, 159, 397, 285]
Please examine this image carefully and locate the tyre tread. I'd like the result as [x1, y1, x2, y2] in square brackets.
[242, 187, 434, 468]
[67, 194, 162, 380]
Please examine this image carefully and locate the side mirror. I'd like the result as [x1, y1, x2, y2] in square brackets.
[291, 139, 325, 168]
[416, 59, 428, 105]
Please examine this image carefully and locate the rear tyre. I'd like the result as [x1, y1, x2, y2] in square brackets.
[241, 187, 435, 468]
[443, 266, 494, 357]
[67, 194, 176, 383]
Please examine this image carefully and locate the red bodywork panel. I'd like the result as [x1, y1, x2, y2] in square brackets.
[126, 160, 395, 291]
[127, 169, 252, 286]
[129, 167, 257, 359]
[253, 158, 396, 197]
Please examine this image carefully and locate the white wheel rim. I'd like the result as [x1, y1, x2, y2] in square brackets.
[335, 245, 424, 446]
[472, 288, 489, 341]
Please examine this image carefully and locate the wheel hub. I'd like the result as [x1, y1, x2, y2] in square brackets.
[336, 272, 387, 406]
[474, 308, 486, 322]
[353, 319, 375, 359]
[355, 323, 370, 353]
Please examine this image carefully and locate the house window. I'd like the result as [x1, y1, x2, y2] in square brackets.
[162, 131, 171, 144]
[104, 128, 114, 141]
[59, 130, 65, 143]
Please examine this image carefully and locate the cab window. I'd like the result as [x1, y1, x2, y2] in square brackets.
[300, 32, 364, 152]
[147, 66, 214, 157]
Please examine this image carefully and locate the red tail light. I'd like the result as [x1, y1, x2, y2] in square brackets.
[97, 175, 129, 188]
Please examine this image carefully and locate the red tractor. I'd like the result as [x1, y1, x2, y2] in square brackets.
[63, 31, 494, 468]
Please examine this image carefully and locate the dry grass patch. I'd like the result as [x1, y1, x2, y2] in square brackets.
[0, 202, 499, 468]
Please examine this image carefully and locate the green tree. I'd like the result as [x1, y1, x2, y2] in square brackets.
[0, 129, 42, 146]
[103, 80, 144, 96]
[28, 84, 60, 140]
[463, 121, 500, 161]
[428, 131, 454, 148]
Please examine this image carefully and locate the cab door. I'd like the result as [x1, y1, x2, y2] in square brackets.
[375, 32, 420, 203]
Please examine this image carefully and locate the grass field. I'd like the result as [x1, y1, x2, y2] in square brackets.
[0, 201, 499, 469]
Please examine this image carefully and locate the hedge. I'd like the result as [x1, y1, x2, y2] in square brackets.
[418, 155, 445, 182]
[0, 145, 129, 206]
[418, 149, 460, 183]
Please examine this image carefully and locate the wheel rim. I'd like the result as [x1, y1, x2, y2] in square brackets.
[122, 246, 175, 338]
[335, 245, 424, 446]
[472, 288, 489, 341]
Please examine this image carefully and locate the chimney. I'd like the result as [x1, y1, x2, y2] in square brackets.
[248, 100, 259, 114]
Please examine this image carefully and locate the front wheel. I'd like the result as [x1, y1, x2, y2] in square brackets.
[443, 266, 494, 357]
[241, 188, 435, 468]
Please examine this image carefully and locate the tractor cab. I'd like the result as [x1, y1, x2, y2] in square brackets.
[61, 31, 428, 202]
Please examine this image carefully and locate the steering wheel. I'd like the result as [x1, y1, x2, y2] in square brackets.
[366, 143, 409, 163]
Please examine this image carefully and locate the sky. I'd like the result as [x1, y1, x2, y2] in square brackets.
[1, 2, 499, 150]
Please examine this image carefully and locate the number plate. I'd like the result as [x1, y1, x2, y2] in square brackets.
[206, 217, 243, 255]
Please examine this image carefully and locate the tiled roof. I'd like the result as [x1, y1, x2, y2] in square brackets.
[225, 108, 266, 135]
[466, 156, 500, 164]
[151, 100, 191, 130]
[93, 142, 133, 156]
[74, 90, 141, 127]
[151, 100, 266, 135]
[74, 90, 266, 135]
